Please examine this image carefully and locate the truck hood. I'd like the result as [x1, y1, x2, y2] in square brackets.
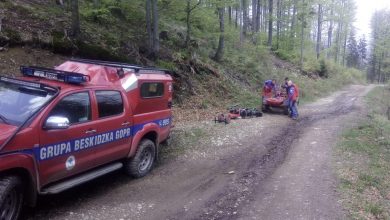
[0, 123, 18, 146]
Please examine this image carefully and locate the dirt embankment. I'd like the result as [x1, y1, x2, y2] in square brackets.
[24, 85, 373, 220]
[0, 47, 66, 75]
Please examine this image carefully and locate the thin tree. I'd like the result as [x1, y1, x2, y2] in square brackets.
[152, 0, 159, 54]
[71, 0, 80, 38]
[299, 0, 305, 69]
[316, 4, 323, 59]
[185, 0, 202, 48]
[146, 0, 153, 51]
[267, 0, 273, 47]
[214, 5, 225, 61]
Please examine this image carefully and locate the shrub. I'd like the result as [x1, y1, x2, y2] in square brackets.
[81, 8, 115, 24]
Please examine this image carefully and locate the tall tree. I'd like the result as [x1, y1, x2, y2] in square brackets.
[267, 0, 273, 47]
[214, 3, 225, 61]
[346, 29, 359, 68]
[316, 3, 323, 59]
[146, 0, 153, 51]
[71, 0, 80, 37]
[289, 0, 298, 49]
[242, 0, 248, 36]
[255, 0, 261, 32]
[357, 36, 367, 68]
[299, 0, 306, 68]
[185, 0, 202, 48]
[152, 0, 159, 54]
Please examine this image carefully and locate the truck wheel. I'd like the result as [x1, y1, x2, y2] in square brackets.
[0, 176, 24, 220]
[125, 139, 156, 178]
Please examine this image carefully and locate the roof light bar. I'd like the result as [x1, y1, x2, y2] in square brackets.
[20, 66, 90, 84]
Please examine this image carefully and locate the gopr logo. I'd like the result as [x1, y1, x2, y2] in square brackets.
[37, 127, 131, 161]
[36, 117, 172, 161]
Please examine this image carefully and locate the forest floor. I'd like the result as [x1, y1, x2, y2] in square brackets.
[24, 84, 374, 220]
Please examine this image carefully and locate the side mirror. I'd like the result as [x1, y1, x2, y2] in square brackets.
[44, 116, 70, 130]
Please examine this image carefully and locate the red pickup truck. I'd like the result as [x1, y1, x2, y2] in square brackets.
[0, 59, 173, 219]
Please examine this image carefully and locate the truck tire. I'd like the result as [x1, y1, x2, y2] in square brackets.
[0, 176, 24, 220]
[125, 139, 156, 178]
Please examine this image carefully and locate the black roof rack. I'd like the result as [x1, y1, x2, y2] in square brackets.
[70, 58, 171, 75]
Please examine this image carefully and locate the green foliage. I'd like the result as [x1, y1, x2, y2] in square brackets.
[81, 8, 115, 24]
[318, 59, 328, 78]
[274, 49, 296, 61]
[0, 0, 367, 110]
[156, 60, 177, 71]
[2, 28, 22, 45]
[52, 31, 73, 54]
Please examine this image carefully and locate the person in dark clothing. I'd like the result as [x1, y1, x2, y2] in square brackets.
[281, 77, 289, 94]
[287, 80, 299, 120]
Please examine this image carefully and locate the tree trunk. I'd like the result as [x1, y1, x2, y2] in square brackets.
[71, 0, 80, 38]
[228, 6, 232, 25]
[93, 0, 99, 8]
[342, 27, 347, 66]
[186, 0, 191, 48]
[300, 0, 305, 69]
[276, 0, 280, 49]
[290, 0, 297, 41]
[242, 0, 248, 36]
[252, 0, 257, 32]
[214, 7, 225, 61]
[235, 6, 239, 28]
[240, 0, 244, 44]
[328, 0, 334, 48]
[146, 0, 153, 52]
[263, 0, 267, 32]
[256, 0, 261, 32]
[316, 4, 322, 59]
[152, 0, 159, 54]
[335, 22, 342, 63]
[267, 0, 273, 47]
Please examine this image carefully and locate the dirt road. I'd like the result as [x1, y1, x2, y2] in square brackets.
[25, 85, 373, 220]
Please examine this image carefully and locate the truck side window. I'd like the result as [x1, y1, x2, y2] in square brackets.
[141, 82, 164, 98]
[49, 92, 91, 124]
[96, 90, 124, 118]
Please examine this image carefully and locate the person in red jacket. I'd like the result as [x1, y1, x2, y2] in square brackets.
[287, 80, 299, 120]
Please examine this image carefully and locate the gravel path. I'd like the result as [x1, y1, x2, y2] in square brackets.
[25, 85, 373, 220]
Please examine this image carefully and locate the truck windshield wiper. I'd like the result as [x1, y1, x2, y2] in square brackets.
[0, 113, 10, 125]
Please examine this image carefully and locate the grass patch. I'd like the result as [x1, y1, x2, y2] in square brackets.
[160, 127, 207, 159]
[336, 86, 390, 219]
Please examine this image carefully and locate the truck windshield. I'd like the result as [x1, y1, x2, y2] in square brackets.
[0, 81, 55, 126]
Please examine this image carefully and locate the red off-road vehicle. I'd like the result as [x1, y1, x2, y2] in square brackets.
[0, 59, 173, 219]
[262, 90, 289, 115]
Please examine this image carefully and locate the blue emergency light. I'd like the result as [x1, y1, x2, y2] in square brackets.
[20, 66, 90, 84]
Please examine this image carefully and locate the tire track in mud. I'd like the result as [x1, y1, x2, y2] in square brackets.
[183, 90, 360, 220]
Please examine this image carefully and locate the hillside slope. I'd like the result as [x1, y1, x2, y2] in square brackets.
[0, 0, 364, 118]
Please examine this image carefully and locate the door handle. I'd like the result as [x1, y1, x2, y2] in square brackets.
[85, 129, 97, 134]
[121, 122, 130, 126]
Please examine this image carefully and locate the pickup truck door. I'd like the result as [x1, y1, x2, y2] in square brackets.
[91, 90, 133, 166]
[37, 91, 99, 186]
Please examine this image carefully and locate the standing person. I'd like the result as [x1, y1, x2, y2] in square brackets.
[287, 80, 299, 120]
[281, 77, 289, 95]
